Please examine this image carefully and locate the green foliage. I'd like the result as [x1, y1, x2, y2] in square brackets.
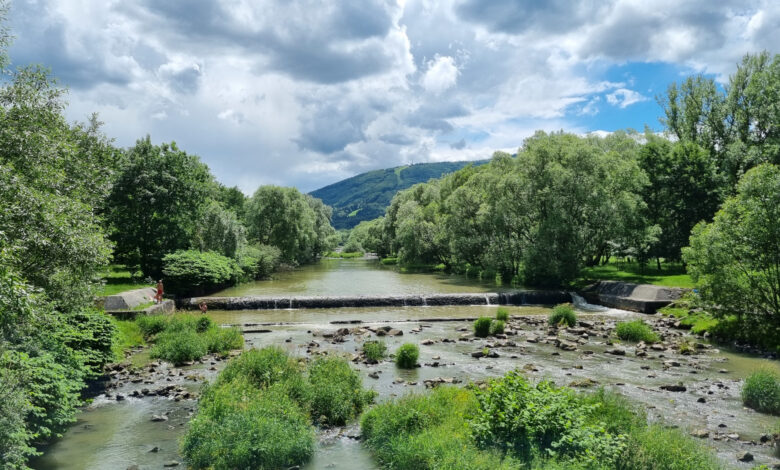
[684, 164, 780, 340]
[162, 249, 240, 296]
[579, 260, 693, 288]
[193, 201, 246, 259]
[347, 217, 389, 257]
[237, 244, 281, 281]
[136, 314, 168, 338]
[310, 161, 484, 230]
[307, 357, 376, 426]
[490, 319, 505, 335]
[549, 304, 577, 327]
[363, 340, 387, 362]
[143, 314, 243, 365]
[181, 379, 315, 470]
[395, 343, 419, 369]
[216, 346, 303, 390]
[107, 136, 215, 278]
[474, 317, 492, 337]
[245, 186, 336, 265]
[618, 425, 722, 470]
[470, 371, 626, 465]
[110, 318, 144, 360]
[741, 370, 780, 415]
[380, 257, 398, 265]
[496, 307, 509, 322]
[150, 329, 207, 365]
[615, 320, 659, 343]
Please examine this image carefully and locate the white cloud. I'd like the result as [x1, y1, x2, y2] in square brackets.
[606, 88, 648, 108]
[421, 55, 459, 93]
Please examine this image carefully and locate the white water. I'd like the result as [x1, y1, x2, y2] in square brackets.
[569, 292, 633, 316]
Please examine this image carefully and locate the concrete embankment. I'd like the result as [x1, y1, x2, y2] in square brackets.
[179, 290, 571, 311]
[580, 281, 688, 314]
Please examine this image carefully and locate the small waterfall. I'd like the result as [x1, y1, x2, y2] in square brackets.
[273, 299, 278, 310]
[421, 296, 428, 307]
[289, 298, 294, 309]
[485, 294, 491, 306]
[520, 292, 526, 305]
[402, 297, 407, 307]
[570, 292, 609, 312]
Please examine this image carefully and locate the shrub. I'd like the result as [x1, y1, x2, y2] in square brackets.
[136, 314, 168, 338]
[217, 347, 303, 390]
[363, 340, 387, 362]
[742, 370, 780, 414]
[204, 327, 244, 354]
[181, 380, 315, 470]
[549, 304, 577, 327]
[615, 320, 659, 343]
[618, 425, 722, 470]
[490, 320, 505, 335]
[150, 329, 208, 365]
[395, 343, 419, 369]
[162, 249, 240, 296]
[237, 244, 281, 281]
[307, 357, 376, 426]
[380, 257, 398, 265]
[470, 371, 625, 464]
[496, 307, 509, 322]
[474, 317, 492, 337]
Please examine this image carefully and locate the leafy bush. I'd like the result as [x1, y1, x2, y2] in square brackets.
[474, 317, 492, 337]
[204, 327, 244, 354]
[150, 329, 208, 365]
[470, 371, 625, 465]
[615, 320, 659, 343]
[307, 357, 376, 426]
[496, 307, 509, 322]
[742, 370, 780, 414]
[395, 343, 419, 369]
[216, 347, 303, 390]
[237, 244, 281, 281]
[490, 320, 505, 335]
[181, 379, 315, 470]
[136, 314, 169, 338]
[162, 249, 240, 296]
[363, 340, 387, 362]
[380, 257, 398, 265]
[549, 304, 577, 327]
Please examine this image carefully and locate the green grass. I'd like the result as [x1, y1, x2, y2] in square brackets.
[474, 317, 492, 338]
[363, 341, 387, 362]
[110, 318, 145, 361]
[742, 370, 780, 415]
[395, 343, 419, 369]
[137, 314, 243, 365]
[348, 208, 361, 217]
[578, 260, 694, 288]
[496, 307, 509, 322]
[615, 320, 659, 343]
[98, 264, 153, 296]
[324, 251, 364, 258]
[549, 304, 577, 327]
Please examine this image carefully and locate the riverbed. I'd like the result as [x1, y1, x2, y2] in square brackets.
[32, 259, 780, 469]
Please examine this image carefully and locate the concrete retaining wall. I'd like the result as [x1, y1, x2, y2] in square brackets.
[179, 290, 572, 311]
[102, 287, 157, 310]
[580, 281, 688, 314]
[107, 299, 175, 320]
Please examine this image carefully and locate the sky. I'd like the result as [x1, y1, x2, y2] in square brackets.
[6, 0, 779, 193]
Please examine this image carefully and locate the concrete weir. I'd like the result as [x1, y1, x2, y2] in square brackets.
[179, 290, 571, 311]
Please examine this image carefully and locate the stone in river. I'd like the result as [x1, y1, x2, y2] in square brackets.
[163, 461, 180, 467]
[151, 414, 168, 422]
[660, 383, 687, 392]
[387, 329, 403, 336]
[605, 348, 626, 356]
[690, 429, 709, 438]
[736, 451, 753, 462]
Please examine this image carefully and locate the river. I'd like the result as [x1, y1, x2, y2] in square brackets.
[32, 259, 780, 469]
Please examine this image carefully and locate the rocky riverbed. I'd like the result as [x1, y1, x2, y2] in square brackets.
[33, 305, 780, 470]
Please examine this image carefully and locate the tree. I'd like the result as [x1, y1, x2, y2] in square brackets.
[193, 201, 246, 259]
[107, 136, 214, 278]
[684, 164, 780, 329]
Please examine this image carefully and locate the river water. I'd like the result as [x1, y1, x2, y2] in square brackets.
[32, 259, 780, 469]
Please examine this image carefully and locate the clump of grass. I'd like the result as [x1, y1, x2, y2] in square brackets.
[490, 320, 505, 335]
[395, 343, 419, 369]
[474, 317, 492, 337]
[619, 425, 723, 470]
[143, 314, 243, 365]
[217, 346, 302, 389]
[307, 357, 377, 426]
[742, 369, 780, 414]
[136, 314, 168, 338]
[548, 304, 576, 327]
[150, 329, 207, 365]
[496, 307, 509, 322]
[363, 340, 387, 362]
[615, 320, 659, 343]
[110, 318, 145, 360]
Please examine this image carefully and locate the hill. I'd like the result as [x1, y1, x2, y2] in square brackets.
[310, 160, 486, 229]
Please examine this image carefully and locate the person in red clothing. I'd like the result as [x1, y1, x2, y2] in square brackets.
[155, 280, 164, 304]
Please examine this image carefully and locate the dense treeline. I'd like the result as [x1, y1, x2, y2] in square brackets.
[352, 52, 779, 292]
[0, 5, 336, 466]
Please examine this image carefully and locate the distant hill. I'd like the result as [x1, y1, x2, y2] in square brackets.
[311, 160, 487, 229]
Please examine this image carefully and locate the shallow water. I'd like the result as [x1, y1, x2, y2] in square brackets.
[211, 258, 508, 297]
[33, 261, 780, 469]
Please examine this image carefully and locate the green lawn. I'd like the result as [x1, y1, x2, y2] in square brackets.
[578, 260, 694, 288]
[98, 265, 153, 296]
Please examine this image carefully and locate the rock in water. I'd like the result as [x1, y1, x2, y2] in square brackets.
[736, 451, 753, 462]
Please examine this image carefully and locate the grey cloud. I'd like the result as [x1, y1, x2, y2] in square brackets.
[455, 0, 612, 35]
[295, 102, 371, 154]
[450, 138, 466, 149]
[379, 133, 417, 145]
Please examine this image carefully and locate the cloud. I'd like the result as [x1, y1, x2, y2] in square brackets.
[605, 88, 648, 108]
[421, 55, 459, 93]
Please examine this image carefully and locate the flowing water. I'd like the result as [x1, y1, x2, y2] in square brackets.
[33, 260, 780, 469]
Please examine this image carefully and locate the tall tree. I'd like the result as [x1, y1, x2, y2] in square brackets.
[107, 137, 214, 278]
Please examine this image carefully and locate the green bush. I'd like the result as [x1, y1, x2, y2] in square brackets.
[474, 317, 492, 337]
[496, 307, 509, 322]
[742, 370, 780, 414]
[489, 320, 505, 335]
[549, 304, 577, 327]
[217, 346, 303, 390]
[204, 327, 244, 354]
[237, 244, 281, 281]
[380, 257, 398, 265]
[307, 357, 376, 426]
[136, 314, 169, 338]
[150, 329, 208, 365]
[618, 425, 722, 470]
[363, 340, 387, 362]
[395, 343, 419, 369]
[615, 320, 659, 343]
[181, 380, 315, 470]
[162, 249, 241, 296]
